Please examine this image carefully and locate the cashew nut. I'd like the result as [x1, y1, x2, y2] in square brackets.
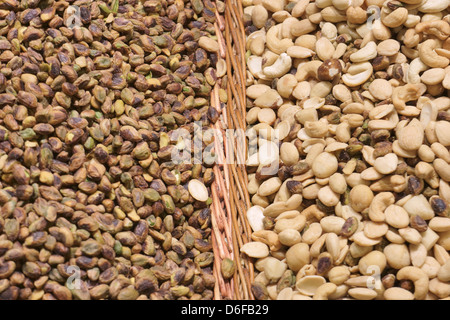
[415, 20, 450, 40]
[418, 39, 450, 68]
[396, 266, 429, 300]
[392, 83, 427, 111]
[266, 24, 294, 54]
[286, 46, 315, 59]
[368, 192, 395, 222]
[381, 5, 408, 28]
[263, 53, 292, 78]
[407, 57, 429, 84]
[313, 282, 338, 300]
[418, 0, 450, 13]
[350, 41, 378, 62]
[295, 60, 323, 81]
[342, 62, 373, 87]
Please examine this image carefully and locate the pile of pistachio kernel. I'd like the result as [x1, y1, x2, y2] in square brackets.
[242, 0, 450, 300]
[0, 0, 227, 300]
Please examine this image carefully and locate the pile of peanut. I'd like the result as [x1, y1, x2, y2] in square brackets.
[242, 0, 450, 300]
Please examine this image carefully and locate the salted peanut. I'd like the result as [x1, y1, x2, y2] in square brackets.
[286, 243, 310, 272]
[358, 251, 387, 276]
[252, 5, 269, 29]
[275, 120, 291, 141]
[264, 257, 288, 283]
[296, 275, 326, 296]
[435, 121, 450, 147]
[421, 228, 440, 251]
[254, 89, 283, 108]
[247, 84, 271, 99]
[438, 230, 450, 250]
[320, 216, 346, 234]
[318, 186, 340, 207]
[434, 244, 450, 266]
[421, 256, 441, 279]
[429, 278, 450, 299]
[352, 232, 382, 246]
[247, 107, 261, 125]
[188, 179, 209, 202]
[258, 177, 282, 197]
[290, 19, 317, 38]
[280, 142, 299, 166]
[241, 241, 270, 258]
[418, 145, 435, 162]
[335, 122, 351, 142]
[325, 232, 340, 261]
[397, 118, 424, 151]
[348, 241, 372, 259]
[311, 152, 338, 178]
[348, 288, 377, 300]
[258, 139, 279, 165]
[302, 223, 323, 245]
[364, 221, 389, 239]
[286, 46, 315, 59]
[292, 293, 313, 300]
[329, 173, 347, 194]
[303, 183, 321, 200]
[384, 287, 415, 300]
[368, 79, 393, 101]
[247, 206, 265, 232]
[278, 229, 302, 246]
[373, 153, 398, 175]
[428, 217, 450, 233]
[384, 244, 411, 269]
[277, 287, 293, 300]
[275, 214, 306, 233]
[410, 243, 427, 268]
[437, 259, 450, 282]
[276, 74, 298, 98]
[262, 0, 286, 12]
[431, 142, 450, 163]
[349, 185, 374, 213]
[403, 195, 435, 220]
[385, 205, 410, 228]
[327, 266, 350, 285]
[332, 84, 352, 102]
[377, 39, 401, 56]
[304, 121, 328, 138]
[421, 68, 446, 85]
[315, 37, 335, 61]
[257, 108, 276, 126]
[398, 227, 422, 245]
[386, 228, 406, 244]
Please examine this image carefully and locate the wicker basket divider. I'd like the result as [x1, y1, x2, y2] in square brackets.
[208, 0, 254, 300]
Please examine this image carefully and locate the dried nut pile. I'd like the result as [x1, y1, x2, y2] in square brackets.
[243, 0, 450, 300]
[0, 0, 226, 300]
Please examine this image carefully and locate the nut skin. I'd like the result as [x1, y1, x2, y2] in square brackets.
[318, 59, 342, 81]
